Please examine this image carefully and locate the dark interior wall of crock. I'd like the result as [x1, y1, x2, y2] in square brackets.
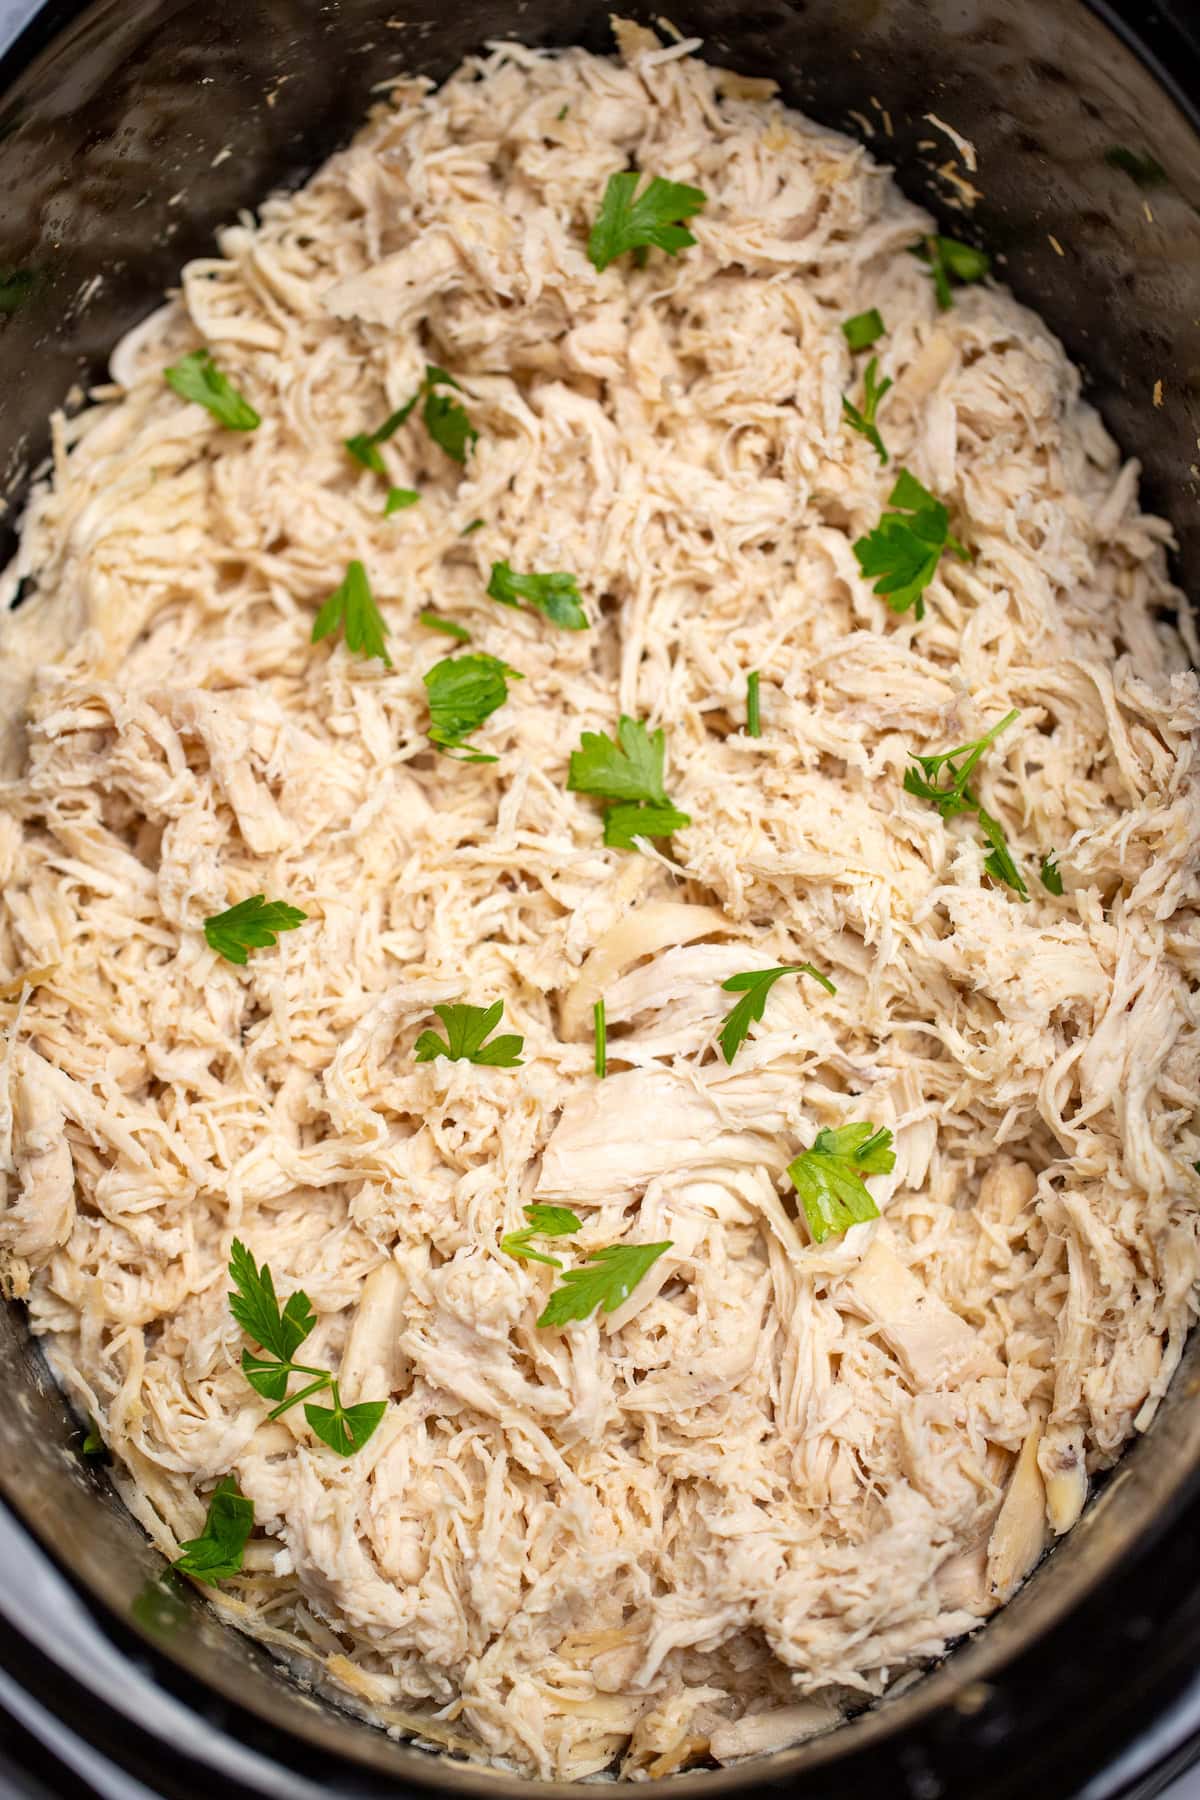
[0, 0, 1197, 593]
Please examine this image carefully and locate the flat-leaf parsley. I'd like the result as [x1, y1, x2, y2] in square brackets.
[787, 1123, 895, 1243]
[204, 895, 307, 966]
[537, 1241, 673, 1328]
[487, 561, 588, 630]
[414, 1000, 525, 1067]
[587, 171, 706, 271]
[903, 709, 1028, 899]
[311, 560, 391, 666]
[424, 652, 522, 762]
[719, 963, 836, 1063]
[164, 349, 260, 430]
[853, 468, 970, 620]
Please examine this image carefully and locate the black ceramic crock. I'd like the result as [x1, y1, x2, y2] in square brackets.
[1, 1, 1200, 1795]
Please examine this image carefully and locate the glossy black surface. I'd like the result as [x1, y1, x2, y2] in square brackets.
[1, 0, 1199, 1795]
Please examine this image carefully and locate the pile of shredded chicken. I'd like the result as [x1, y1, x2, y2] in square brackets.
[2, 29, 1199, 1780]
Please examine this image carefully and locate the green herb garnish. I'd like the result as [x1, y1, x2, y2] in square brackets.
[567, 716, 690, 850]
[311, 560, 391, 666]
[842, 355, 892, 463]
[344, 406, 409, 473]
[587, 171, 706, 271]
[787, 1123, 895, 1244]
[913, 234, 990, 310]
[487, 560, 588, 630]
[384, 487, 419, 515]
[376, 365, 478, 464]
[1105, 146, 1167, 188]
[500, 1203, 582, 1269]
[719, 963, 836, 1063]
[164, 349, 260, 430]
[537, 1241, 673, 1328]
[601, 800, 691, 851]
[203, 895, 307, 966]
[842, 308, 885, 351]
[416, 364, 478, 463]
[462, 519, 485, 535]
[1040, 852, 1064, 895]
[853, 467, 970, 620]
[903, 709, 1028, 899]
[229, 1240, 386, 1456]
[419, 609, 472, 642]
[424, 651, 521, 762]
[594, 997, 607, 1077]
[414, 1000, 524, 1067]
[746, 670, 761, 738]
[173, 1477, 254, 1584]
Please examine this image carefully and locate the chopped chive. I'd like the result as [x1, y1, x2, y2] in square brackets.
[593, 998, 607, 1078]
[746, 671, 761, 738]
[462, 518, 484, 535]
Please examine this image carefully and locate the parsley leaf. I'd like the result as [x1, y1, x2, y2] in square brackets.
[568, 716, 690, 851]
[229, 1237, 317, 1365]
[746, 670, 761, 738]
[312, 560, 391, 666]
[1040, 851, 1064, 895]
[345, 407, 422, 512]
[1105, 145, 1167, 188]
[537, 1241, 673, 1328]
[500, 1203, 582, 1269]
[903, 709, 1018, 818]
[416, 364, 478, 462]
[164, 349, 260, 430]
[979, 806, 1029, 900]
[487, 560, 588, 630]
[842, 355, 893, 464]
[594, 997, 607, 1078]
[81, 1420, 107, 1458]
[787, 1123, 895, 1244]
[913, 234, 990, 310]
[587, 171, 706, 271]
[173, 1477, 254, 1584]
[227, 1241, 385, 1454]
[419, 609, 472, 642]
[414, 1000, 524, 1067]
[424, 651, 522, 761]
[569, 716, 668, 803]
[204, 896, 307, 966]
[853, 467, 970, 620]
[603, 800, 691, 851]
[903, 710, 1027, 899]
[719, 963, 836, 1063]
[305, 1395, 387, 1458]
[842, 308, 885, 351]
[345, 401, 415, 472]
[378, 366, 478, 464]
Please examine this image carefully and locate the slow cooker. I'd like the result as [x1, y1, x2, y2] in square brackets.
[2, 0, 1200, 1794]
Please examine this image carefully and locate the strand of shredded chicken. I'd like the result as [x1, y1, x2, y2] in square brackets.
[1, 30, 1199, 1781]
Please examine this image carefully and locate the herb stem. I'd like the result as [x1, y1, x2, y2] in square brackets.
[746, 671, 761, 738]
[594, 998, 607, 1078]
[267, 1374, 331, 1420]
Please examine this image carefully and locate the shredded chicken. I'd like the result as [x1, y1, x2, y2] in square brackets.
[1, 29, 1199, 1781]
